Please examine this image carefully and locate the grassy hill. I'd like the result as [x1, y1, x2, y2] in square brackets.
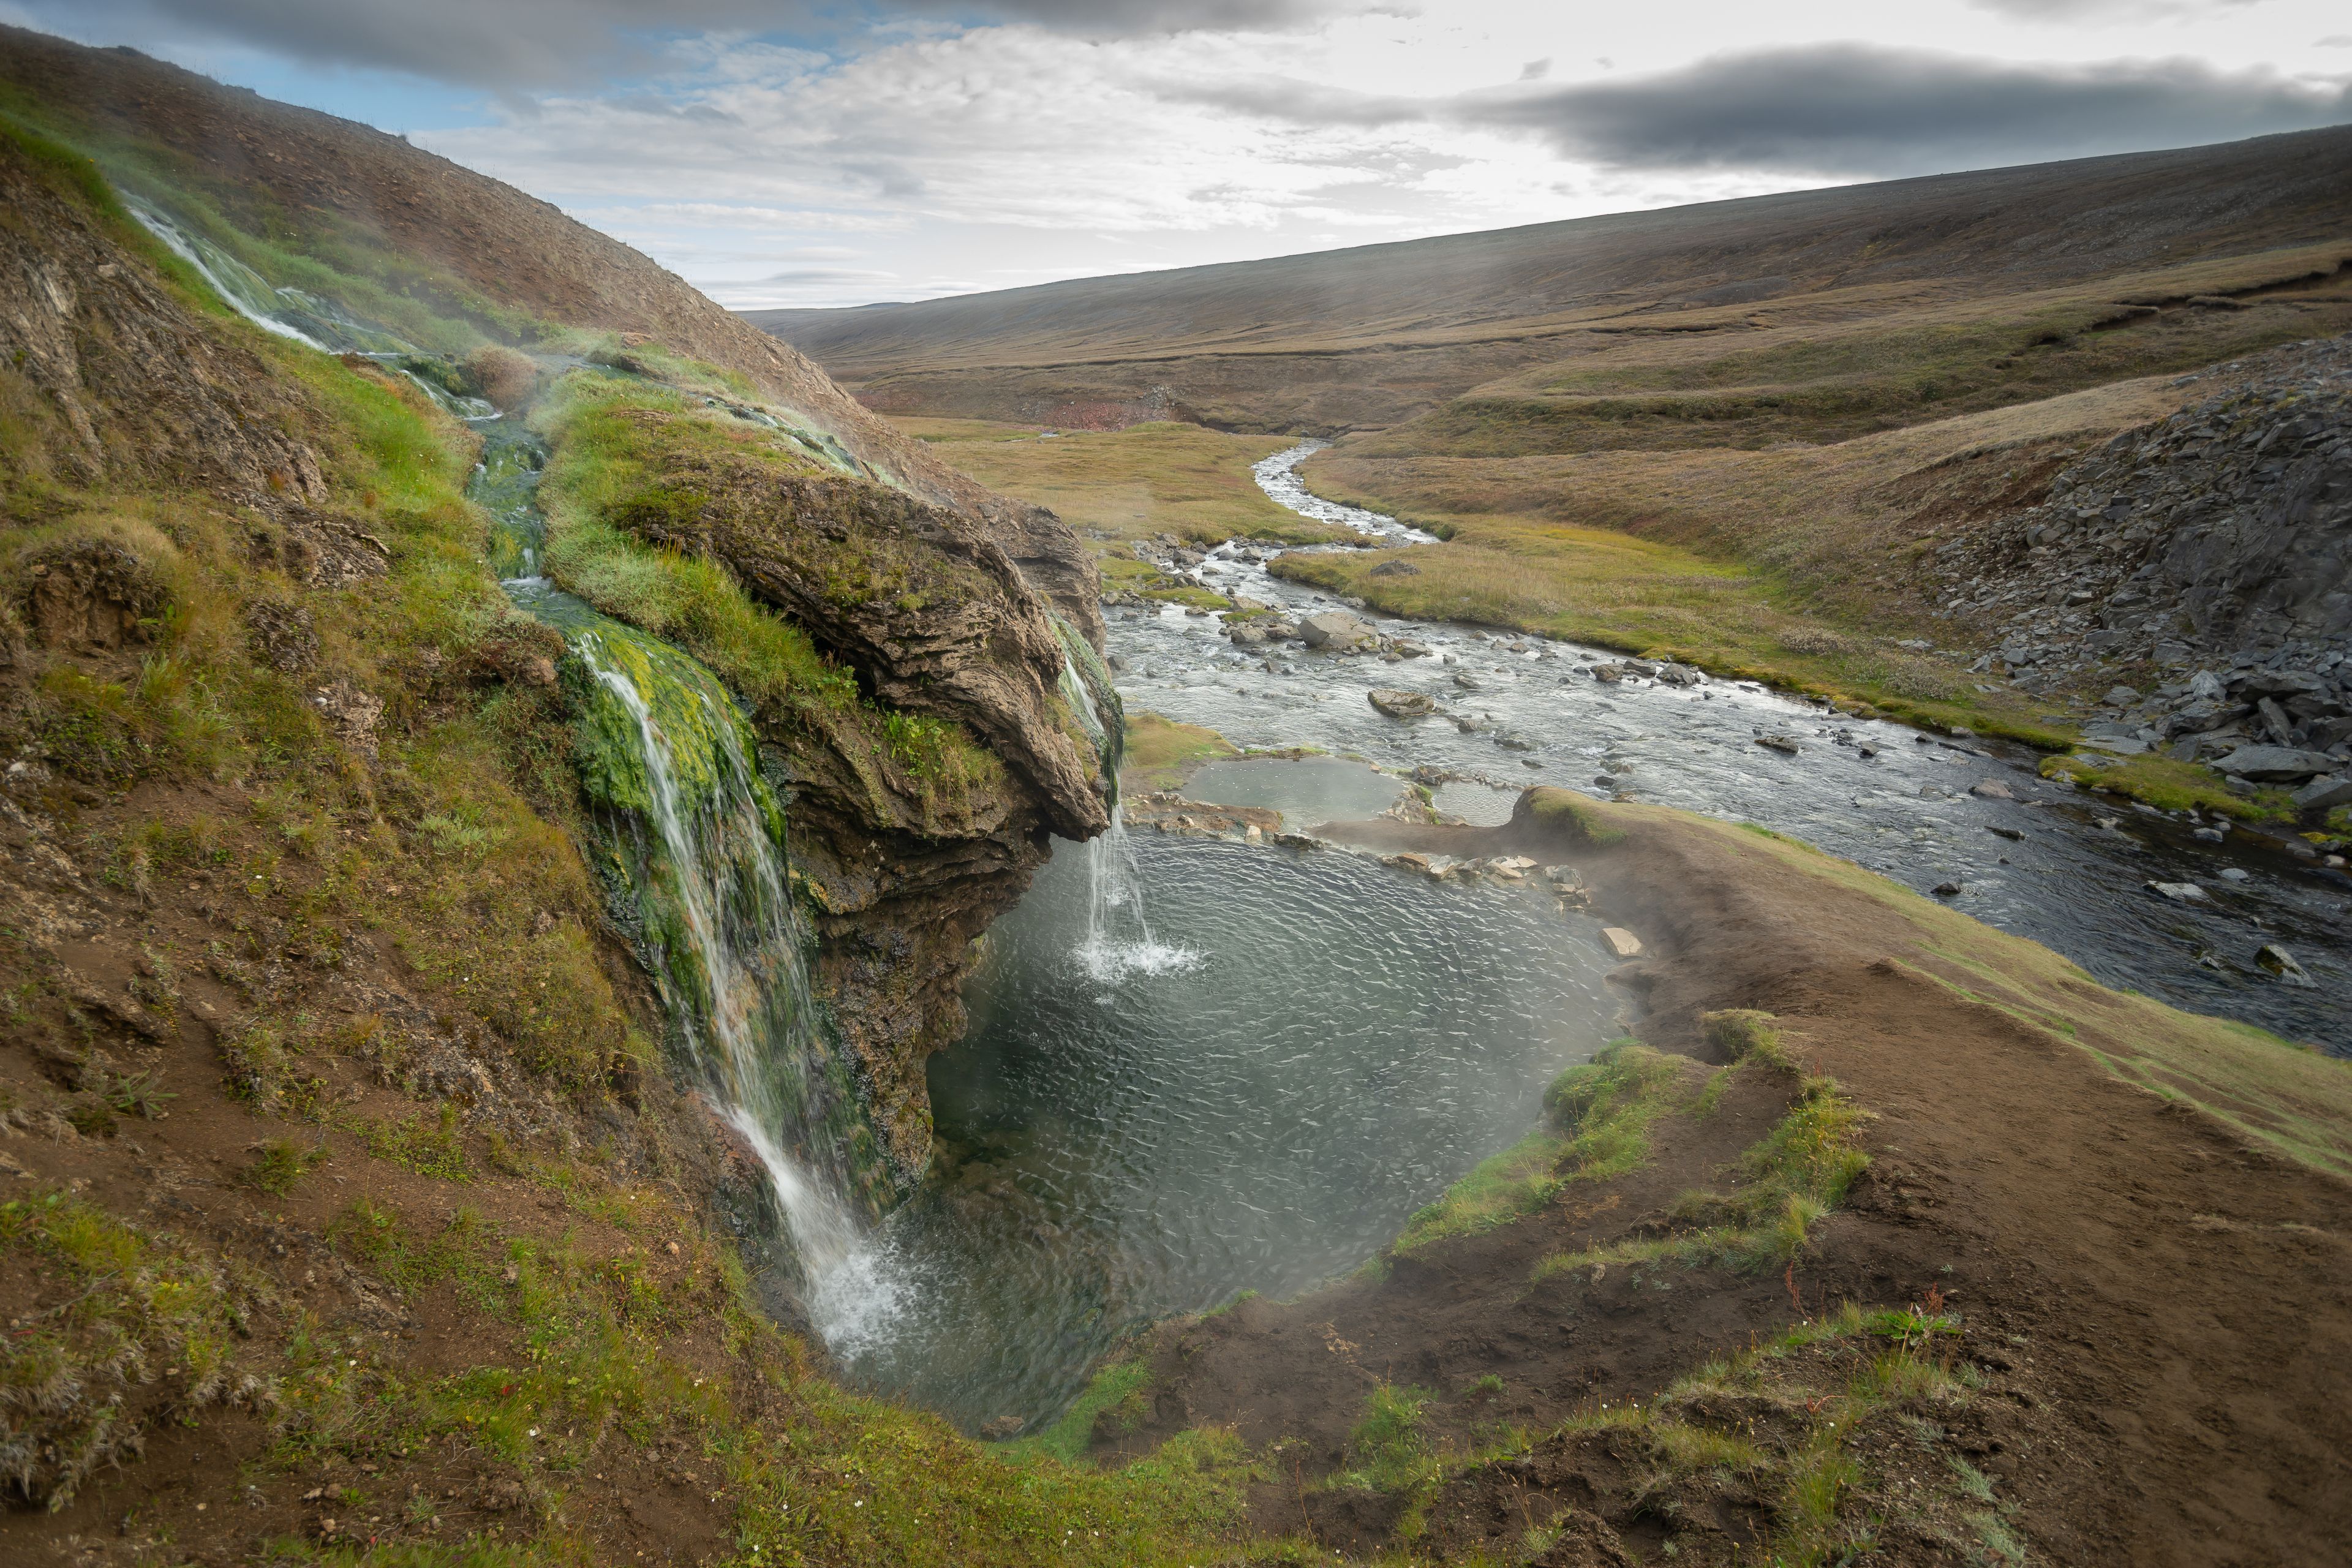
[751, 128, 2352, 439]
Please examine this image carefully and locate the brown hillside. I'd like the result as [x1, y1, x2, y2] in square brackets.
[749, 128, 2352, 436]
[0, 24, 1104, 636]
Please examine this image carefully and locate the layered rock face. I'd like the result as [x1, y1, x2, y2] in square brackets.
[597, 441, 1113, 1177]
[1927, 336, 2351, 773]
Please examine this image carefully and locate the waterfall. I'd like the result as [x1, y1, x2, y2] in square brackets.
[567, 617, 898, 1338]
[1057, 649, 1195, 984]
[135, 172, 902, 1329]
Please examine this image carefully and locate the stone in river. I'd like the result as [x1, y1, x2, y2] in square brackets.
[2144, 880, 2208, 902]
[1392, 640, 1431, 658]
[1591, 663, 1624, 683]
[1299, 611, 1376, 650]
[2219, 867, 2251, 882]
[1655, 663, 1704, 686]
[1969, 780, 2013, 799]
[1368, 688, 1436, 718]
[1600, 927, 1644, 959]
[2256, 944, 2315, 987]
[1986, 824, 2024, 841]
[1453, 671, 1483, 690]
[1755, 734, 1801, 755]
[1931, 881, 1963, 897]
[1227, 622, 1268, 645]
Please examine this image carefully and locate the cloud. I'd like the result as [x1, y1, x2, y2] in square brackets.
[1964, 0, 2259, 17]
[1457, 45, 2352, 176]
[98, 0, 1341, 87]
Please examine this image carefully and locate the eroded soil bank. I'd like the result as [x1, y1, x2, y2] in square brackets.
[1086, 787, 2352, 1567]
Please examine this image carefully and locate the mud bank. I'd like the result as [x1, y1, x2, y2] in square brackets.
[1091, 788, 2352, 1566]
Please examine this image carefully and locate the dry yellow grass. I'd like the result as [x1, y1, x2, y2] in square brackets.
[891, 417, 1349, 548]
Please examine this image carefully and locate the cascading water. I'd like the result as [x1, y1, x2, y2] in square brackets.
[1056, 627, 1193, 982]
[137, 194, 902, 1321]
[563, 616, 902, 1341]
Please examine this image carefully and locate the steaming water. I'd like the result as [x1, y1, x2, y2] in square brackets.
[828, 831, 1616, 1429]
[1117, 443, 2351, 1054]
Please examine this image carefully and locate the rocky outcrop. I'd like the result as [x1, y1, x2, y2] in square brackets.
[1925, 336, 2350, 756]
[613, 451, 1110, 843]
[0, 132, 330, 500]
[1921, 336, 2352, 785]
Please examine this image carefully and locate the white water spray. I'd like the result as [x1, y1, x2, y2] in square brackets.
[1059, 652, 1196, 983]
[576, 631, 896, 1330]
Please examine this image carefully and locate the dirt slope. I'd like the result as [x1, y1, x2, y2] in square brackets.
[1095, 794, 2352, 1564]
[0, 24, 1104, 641]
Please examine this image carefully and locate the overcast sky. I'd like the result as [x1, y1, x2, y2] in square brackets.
[7, 0, 2350, 310]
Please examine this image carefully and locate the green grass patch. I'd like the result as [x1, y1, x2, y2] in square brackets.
[1395, 1042, 1684, 1254]
[2040, 749, 2292, 822]
[899, 418, 1349, 548]
[1532, 1069, 1869, 1283]
[1006, 1359, 1153, 1464]
[1118, 710, 1240, 793]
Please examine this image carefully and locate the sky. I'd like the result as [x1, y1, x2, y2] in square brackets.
[6, 1, 2350, 311]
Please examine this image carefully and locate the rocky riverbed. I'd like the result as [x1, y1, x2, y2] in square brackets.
[1928, 335, 2352, 807]
[1095, 444, 2352, 1055]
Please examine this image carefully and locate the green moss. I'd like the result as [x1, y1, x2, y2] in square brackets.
[1521, 786, 1626, 845]
[1008, 1359, 1153, 1464]
[1395, 1042, 1683, 1254]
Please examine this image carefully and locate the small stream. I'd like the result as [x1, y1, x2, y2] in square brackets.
[1113, 442, 2350, 1055]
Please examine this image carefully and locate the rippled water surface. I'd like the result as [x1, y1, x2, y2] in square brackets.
[829, 834, 1616, 1430]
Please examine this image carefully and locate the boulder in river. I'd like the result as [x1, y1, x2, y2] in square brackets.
[1368, 688, 1436, 718]
[2145, 880, 2209, 902]
[1969, 780, 2014, 799]
[1600, 927, 1644, 958]
[2256, 944, 2316, 987]
[1299, 610, 1376, 650]
[1227, 622, 1267, 646]
[2214, 744, 2337, 782]
[1392, 639, 1431, 658]
[1755, 734, 1802, 755]
[1591, 663, 1624, 683]
[1655, 663, 1704, 686]
[1453, 671, 1483, 691]
[1932, 881, 1964, 897]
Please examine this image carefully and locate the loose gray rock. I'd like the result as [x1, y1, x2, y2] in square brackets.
[2214, 745, 2338, 782]
[1299, 610, 1376, 651]
[1367, 688, 1436, 718]
[2256, 944, 2315, 987]
[2291, 775, 2352, 812]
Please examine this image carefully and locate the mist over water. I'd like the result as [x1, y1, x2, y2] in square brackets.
[828, 833, 1617, 1431]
